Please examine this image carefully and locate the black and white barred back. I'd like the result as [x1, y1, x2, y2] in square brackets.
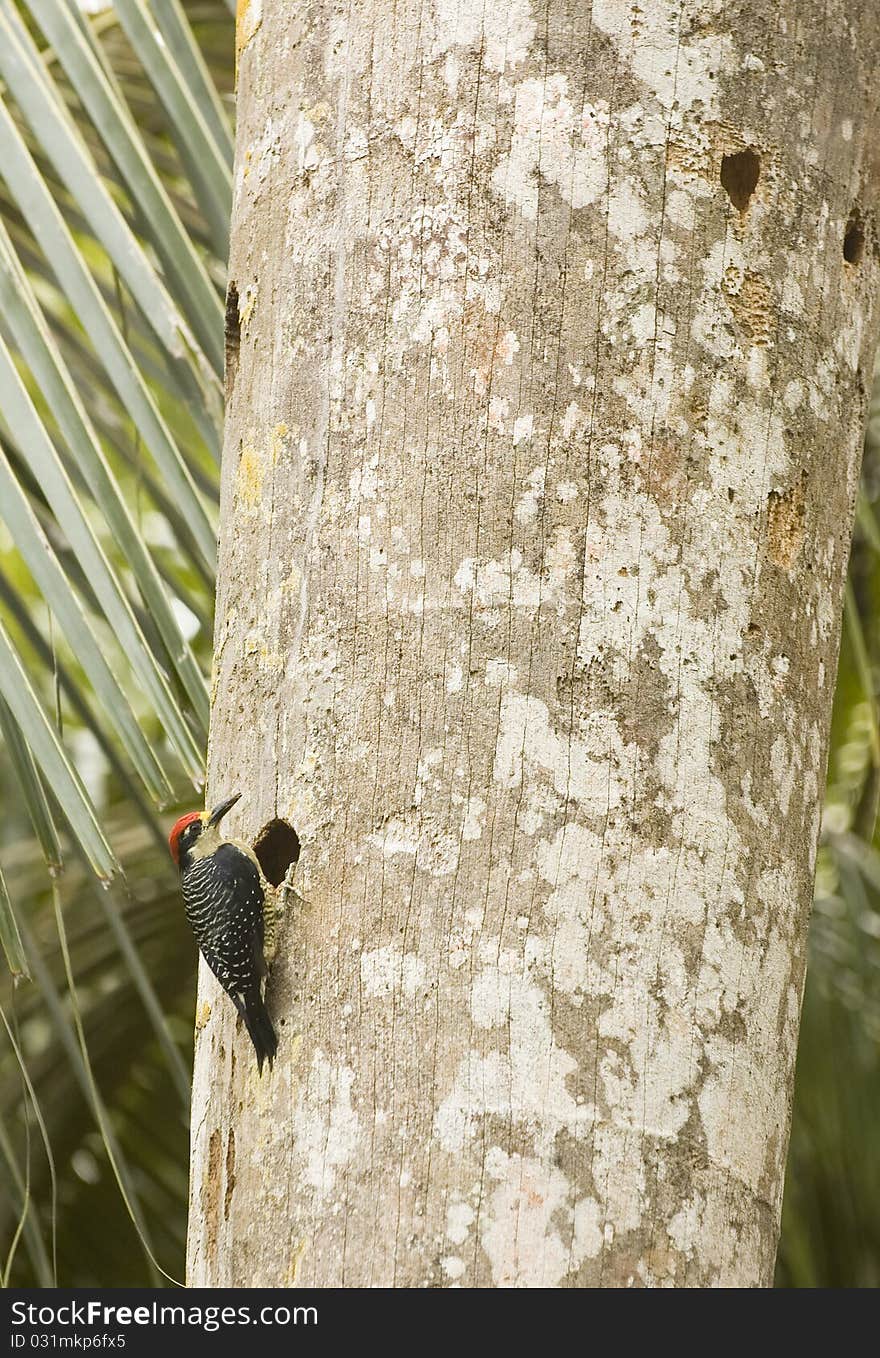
[182, 843, 277, 1071]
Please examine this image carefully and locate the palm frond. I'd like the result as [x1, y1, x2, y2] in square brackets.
[0, 0, 230, 1284]
[0, 0, 226, 879]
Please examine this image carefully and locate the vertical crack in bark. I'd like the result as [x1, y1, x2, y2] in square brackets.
[225, 280, 241, 397]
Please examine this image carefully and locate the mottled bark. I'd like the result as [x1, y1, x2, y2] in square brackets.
[188, 0, 880, 1287]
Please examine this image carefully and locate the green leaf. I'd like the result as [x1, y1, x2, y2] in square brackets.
[145, 0, 235, 165]
[0, 695, 63, 872]
[0, 998, 57, 1283]
[0, 618, 118, 879]
[93, 879, 191, 1107]
[110, 0, 233, 259]
[23, 0, 226, 365]
[0, 219, 209, 733]
[18, 904, 167, 1286]
[0, 338, 205, 785]
[0, 570, 168, 860]
[856, 493, 880, 555]
[844, 579, 880, 769]
[0, 863, 30, 982]
[0, 3, 224, 384]
[0, 96, 219, 569]
[0, 1108, 53, 1285]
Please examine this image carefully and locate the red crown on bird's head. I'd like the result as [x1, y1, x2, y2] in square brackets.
[168, 811, 202, 865]
[168, 793, 242, 864]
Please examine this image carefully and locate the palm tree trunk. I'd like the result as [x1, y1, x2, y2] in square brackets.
[188, 0, 880, 1286]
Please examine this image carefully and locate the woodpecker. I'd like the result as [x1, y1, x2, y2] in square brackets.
[168, 792, 277, 1073]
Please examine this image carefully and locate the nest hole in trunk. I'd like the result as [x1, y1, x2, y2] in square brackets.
[254, 817, 300, 886]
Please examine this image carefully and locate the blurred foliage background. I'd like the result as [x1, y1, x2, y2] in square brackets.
[0, 0, 229, 1286]
[0, 0, 876, 1290]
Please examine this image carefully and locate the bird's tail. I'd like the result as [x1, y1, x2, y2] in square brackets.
[242, 989, 278, 1074]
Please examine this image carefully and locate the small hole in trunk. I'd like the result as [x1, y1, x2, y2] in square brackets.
[720, 149, 760, 213]
[254, 818, 300, 886]
[844, 209, 865, 265]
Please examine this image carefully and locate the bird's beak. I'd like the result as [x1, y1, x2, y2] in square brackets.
[207, 792, 242, 827]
